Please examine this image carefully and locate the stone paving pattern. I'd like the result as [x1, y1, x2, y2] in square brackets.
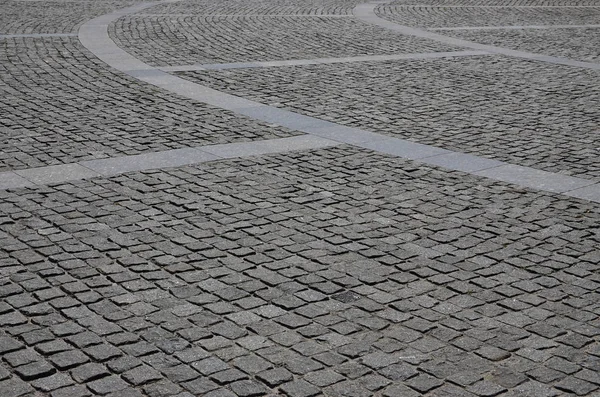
[376, 3, 600, 28]
[2, 147, 600, 397]
[0, 37, 299, 172]
[0, 0, 137, 34]
[178, 55, 600, 179]
[443, 28, 600, 63]
[111, 16, 455, 66]
[2, 0, 600, 395]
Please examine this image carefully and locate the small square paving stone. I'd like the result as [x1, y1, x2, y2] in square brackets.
[210, 368, 248, 384]
[406, 374, 444, 393]
[192, 356, 230, 375]
[466, 380, 507, 397]
[555, 376, 599, 395]
[84, 344, 123, 361]
[0, 378, 34, 397]
[205, 390, 237, 397]
[14, 360, 56, 380]
[51, 385, 92, 397]
[106, 389, 144, 397]
[304, 369, 345, 387]
[0, 337, 24, 354]
[49, 350, 90, 370]
[87, 375, 130, 395]
[256, 367, 294, 387]
[382, 383, 420, 397]
[162, 364, 201, 382]
[182, 377, 219, 395]
[122, 365, 162, 385]
[31, 373, 74, 392]
[280, 379, 320, 397]
[232, 355, 272, 374]
[229, 379, 269, 396]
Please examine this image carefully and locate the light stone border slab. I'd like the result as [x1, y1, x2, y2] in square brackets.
[429, 24, 600, 31]
[0, 172, 34, 189]
[17, 0, 584, 204]
[135, 13, 355, 17]
[0, 33, 78, 39]
[387, 5, 600, 8]
[14, 164, 101, 185]
[0, 136, 339, 190]
[473, 164, 594, 193]
[158, 50, 490, 72]
[354, 2, 600, 70]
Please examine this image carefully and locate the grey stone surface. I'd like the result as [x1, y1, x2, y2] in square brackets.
[80, 148, 219, 176]
[235, 106, 335, 131]
[473, 164, 594, 193]
[0, 172, 34, 190]
[358, 138, 452, 160]
[564, 183, 600, 202]
[14, 164, 100, 185]
[1, 36, 299, 172]
[2, 1, 599, 397]
[1, 146, 599, 397]
[160, 50, 490, 72]
[358, 2, 600, 70]
[111, 13, 455, 66]
[420, 152, 506, 172]
[182, 56, 600, 180]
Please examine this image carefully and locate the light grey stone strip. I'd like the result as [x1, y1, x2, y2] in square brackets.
[158, 50, 490, 72]
[0, 33, 78, 39]
[564, 184, 600, 202]
[0, 172, 34, 189]
[391, 4, 600, 8]
[74, 1, 600, 203]
[135, 13, 354, 17]
[472, 164, 594, 194]
[354, 3, 600, 70]
[429, 24, 600, 31]
[14, 164, 101, 185]
[0, 136, 339, 190]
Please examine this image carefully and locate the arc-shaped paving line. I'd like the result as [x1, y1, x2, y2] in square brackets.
[2, 0, 598, 203]
[353, 2, 600, 71]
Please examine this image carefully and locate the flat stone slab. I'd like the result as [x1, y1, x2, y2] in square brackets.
[474, 164, 594, 193]
[420, 152, 506, 173]
[564, 183, 600, 202]
[201, 135, 338, 158]
[358, 138, 452, 160]
[0, 172, 34, 190]
[15, 164, 101, 185]
[80, 148, 220, 175]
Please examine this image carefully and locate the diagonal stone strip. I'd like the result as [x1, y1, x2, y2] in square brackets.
[429, 24, 600, 31]
[158, 50, 491, 72]
[353, 2, 600, 71]
[390, 4, 600, 8]
[0, 136, 339, 190]
[71, 0, 600, 203]
[136, 13, 356, 17]
[0, 33, 78, 39]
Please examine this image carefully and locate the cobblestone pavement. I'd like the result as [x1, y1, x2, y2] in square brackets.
[1, 0, 600, 396]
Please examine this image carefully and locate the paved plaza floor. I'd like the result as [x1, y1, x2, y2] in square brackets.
[1, 0, 600, 396]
